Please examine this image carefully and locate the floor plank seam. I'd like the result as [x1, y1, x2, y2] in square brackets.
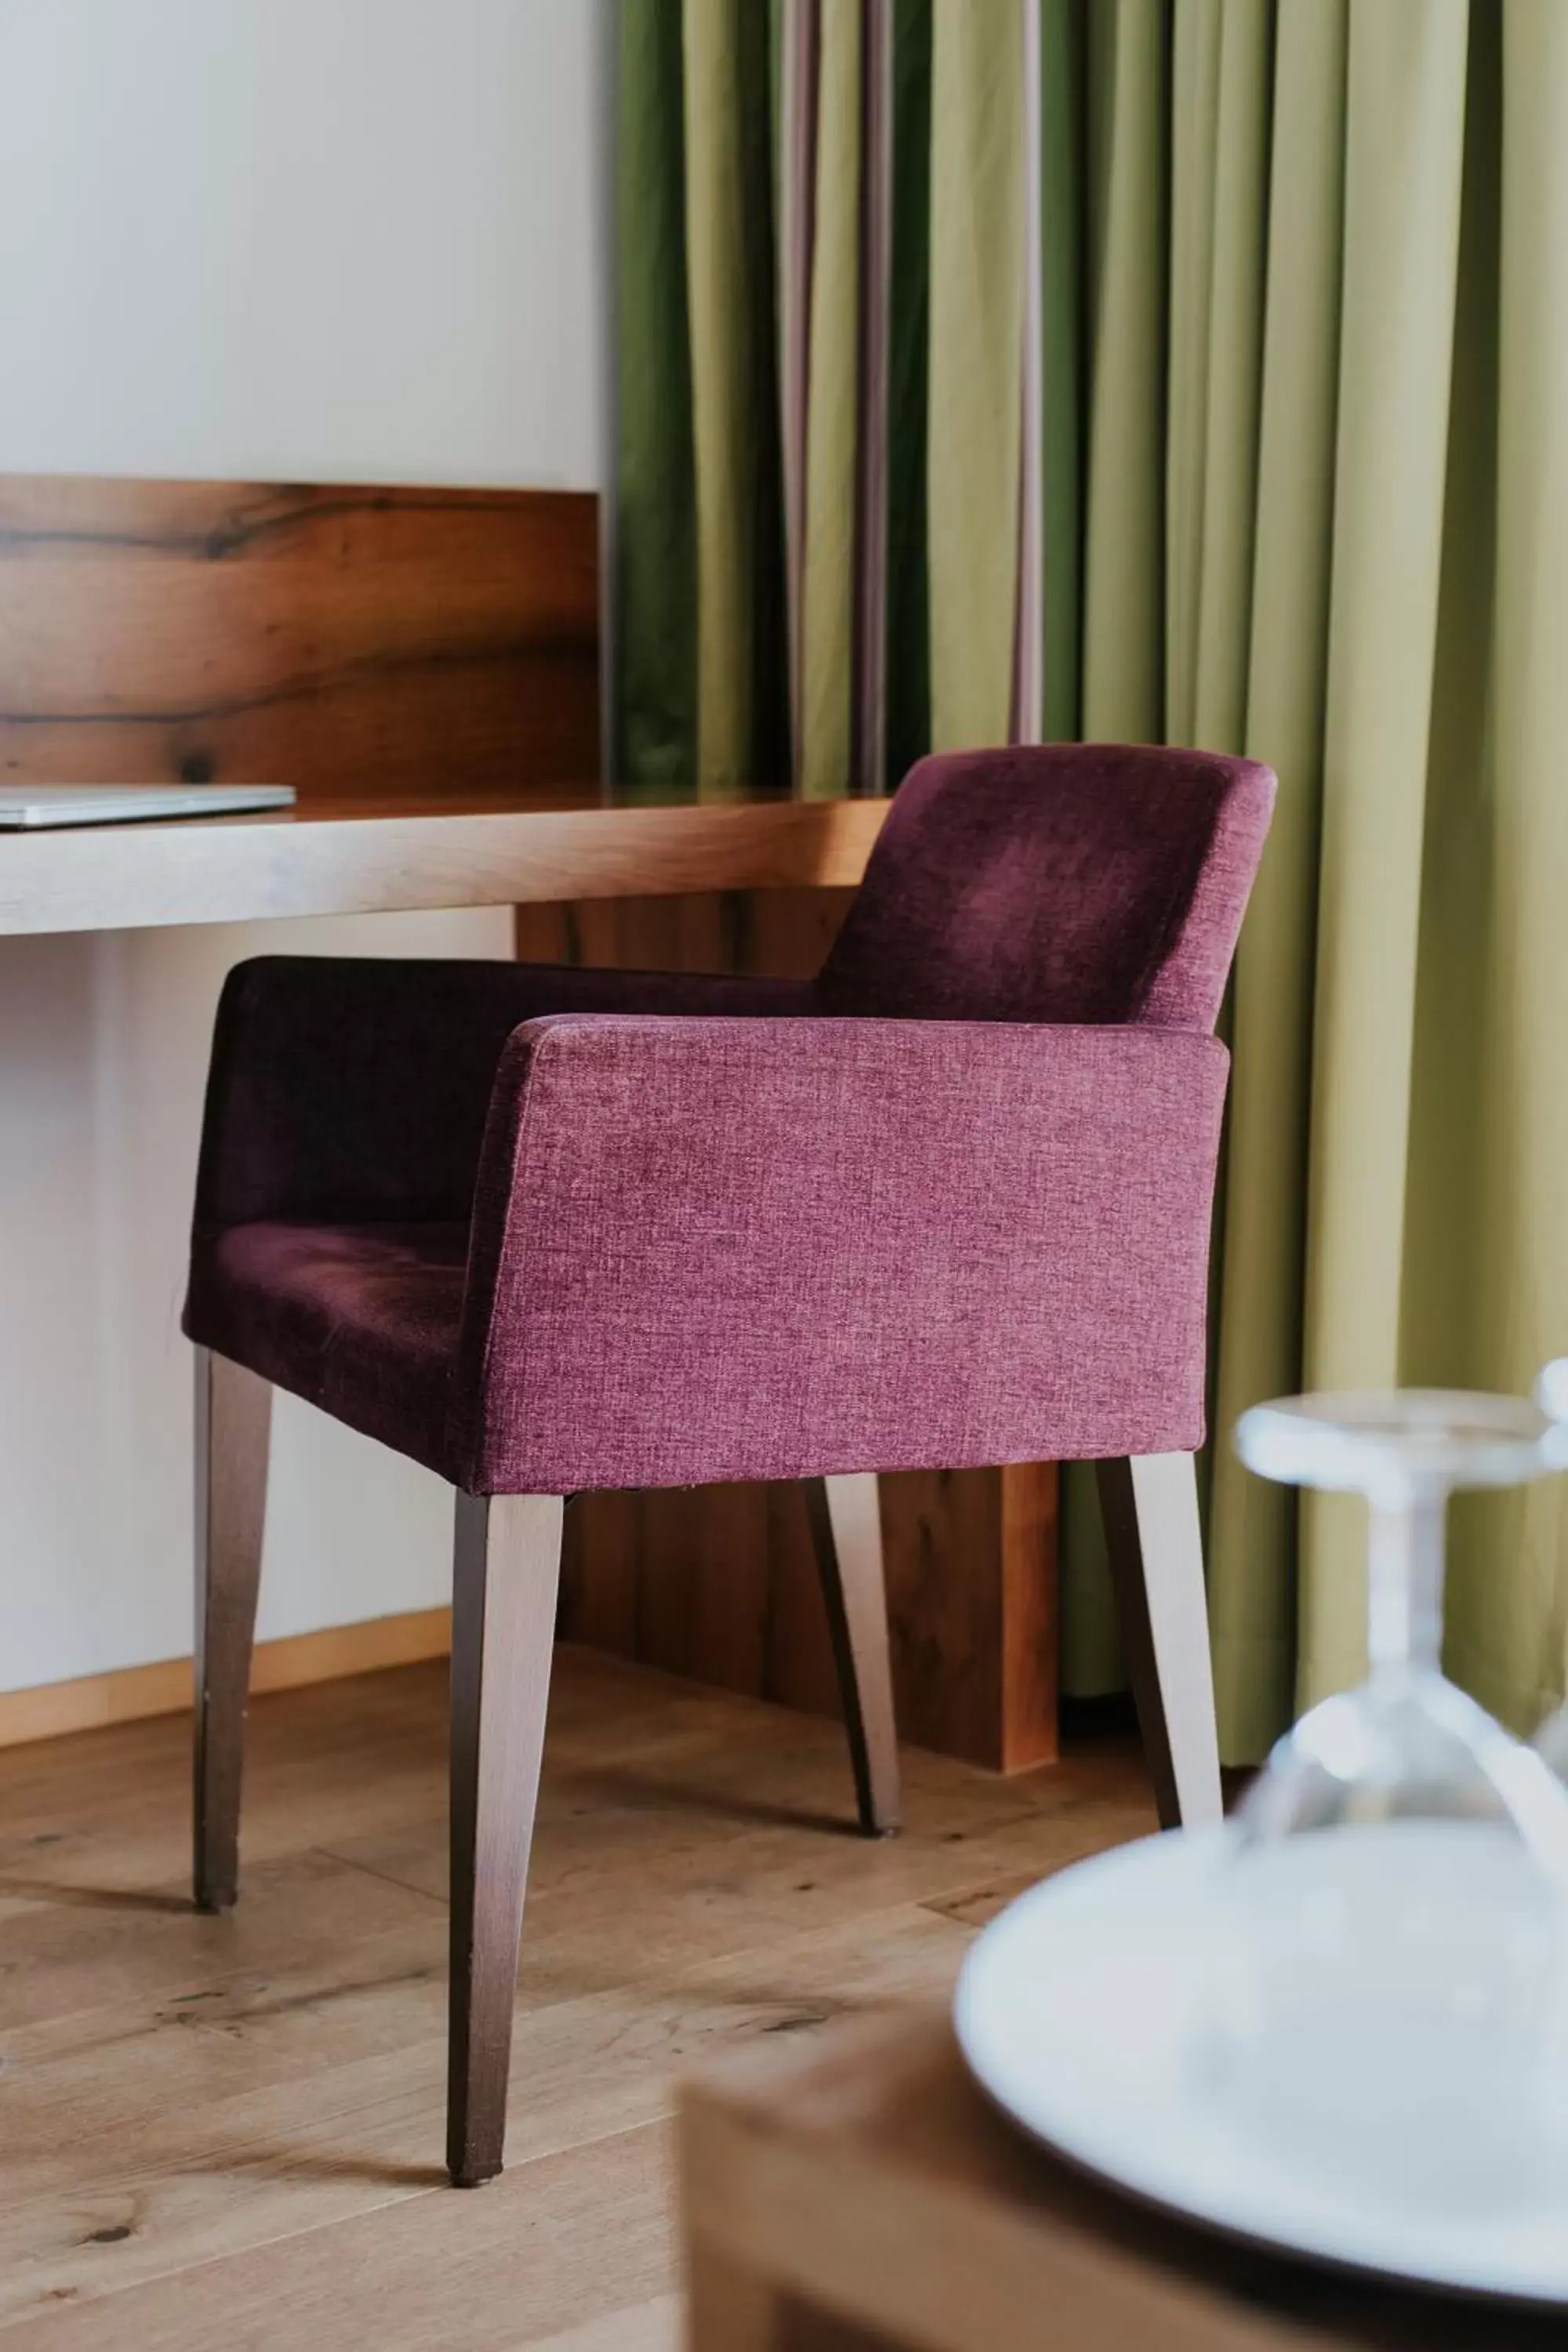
[312, 1844, 452, 1909]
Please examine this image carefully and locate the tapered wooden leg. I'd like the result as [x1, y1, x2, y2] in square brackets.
[804, 1475, 902, 1836]
[685, 2239, 782, 2352]
[192, 1345, 273, 1913]
[448, 1490, 564, 2187]
[1096, 1453, 1222, 1829]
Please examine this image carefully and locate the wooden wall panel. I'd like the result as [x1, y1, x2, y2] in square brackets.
[0, 476, 598, 799]
[528, 890, 1061, 1773]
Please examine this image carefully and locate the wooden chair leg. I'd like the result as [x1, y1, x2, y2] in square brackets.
[448, 1489, 564, 2188]
[192, 1345, 273, 1913]
[1096, 1452, 1223, 1830]
[804, 1475, 902, 1837]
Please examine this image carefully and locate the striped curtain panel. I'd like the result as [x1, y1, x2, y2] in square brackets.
[613, 0, 1084, 802]
[1065, 0, 1568, 1759]
[615, 0, 1568, 1766]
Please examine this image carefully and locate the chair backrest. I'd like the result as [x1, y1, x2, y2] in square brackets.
[813, 743, 1276, 1029]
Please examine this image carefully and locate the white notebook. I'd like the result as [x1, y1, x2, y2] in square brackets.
[0, 784, 296, 829]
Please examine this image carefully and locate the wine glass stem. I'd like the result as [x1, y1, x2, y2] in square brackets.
[1367, 1489, 1447, 1675]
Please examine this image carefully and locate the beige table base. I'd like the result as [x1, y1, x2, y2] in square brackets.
[680, 2009, 1564, 2352]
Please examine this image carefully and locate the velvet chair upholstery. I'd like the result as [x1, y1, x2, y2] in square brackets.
[183, 742, 1275, 2185]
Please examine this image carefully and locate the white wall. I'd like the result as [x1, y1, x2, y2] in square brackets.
[0, 0, 608, 1690]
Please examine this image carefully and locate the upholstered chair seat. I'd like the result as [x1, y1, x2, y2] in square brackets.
[183, 744, 1274, 2187]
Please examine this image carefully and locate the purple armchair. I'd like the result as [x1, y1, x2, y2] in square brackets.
[183, 743, 1273, 2185]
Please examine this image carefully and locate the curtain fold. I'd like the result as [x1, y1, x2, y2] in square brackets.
[613, 0, 697, 799]
[882, 0, 934, 793]
[799, 0, 861, 796]
[614, 0, 1568, 1760]
[1207, 0, 1348, 1754]
[1413, 0, 1568, 1733]
[619, 0, 1082, 799]
[1036, 0, 1083, 744]
[1081, 0, 1167, 746]
[927, 3, 1025, 753]
[1165, 0, 1272, 757]
[1294, 0, 1471, 1705]
[681, 0, 789, 799]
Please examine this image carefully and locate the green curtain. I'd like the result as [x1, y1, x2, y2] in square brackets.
[614, 0, 1568, 1762]
[615, 0, 1084, 800]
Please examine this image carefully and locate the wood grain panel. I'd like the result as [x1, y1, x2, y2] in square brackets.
[532, 891, 1060, 1773]
[0, 475, 599, 799]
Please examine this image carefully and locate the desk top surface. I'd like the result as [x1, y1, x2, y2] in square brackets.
[0, 789, 890, 938]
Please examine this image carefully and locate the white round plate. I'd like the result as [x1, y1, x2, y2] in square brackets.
[953, 1828, 1568, 2307]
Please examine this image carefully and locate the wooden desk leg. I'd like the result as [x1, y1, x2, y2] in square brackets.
[688, 2246, 895, 2352]
[998, 1461, 1059, 1772]
[686, 2240, 783, 2352]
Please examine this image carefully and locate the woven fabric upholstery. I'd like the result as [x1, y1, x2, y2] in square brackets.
[192, 957, 809, 1229]
[816, 744, 1274, 1027]
[183, 744, 1276, 1493]
[447, 1015, 1229, 1491]
[188, 1221, 468, 1476]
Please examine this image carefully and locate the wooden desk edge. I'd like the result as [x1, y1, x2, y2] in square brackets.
[678, 2016, 1280, 2352]
[678, 2009, 1556, 2352]
[0, 796, 892, 938]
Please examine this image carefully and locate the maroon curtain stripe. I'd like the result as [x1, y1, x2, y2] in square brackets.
[852, 0, 895, 797]
[780, 0, 822, 775]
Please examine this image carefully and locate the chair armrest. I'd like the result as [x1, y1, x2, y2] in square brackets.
[450, 1014, 1230, 1494]
[190, 956, 813, 1229]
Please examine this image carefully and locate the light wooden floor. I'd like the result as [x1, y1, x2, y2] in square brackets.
[0, 1644, 1156, 2350]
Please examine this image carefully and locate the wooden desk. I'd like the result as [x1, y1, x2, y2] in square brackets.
[681, 2009, 1560, 2352]
[0, 789, 889, 937]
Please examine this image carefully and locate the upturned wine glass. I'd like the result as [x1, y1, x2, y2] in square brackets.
[1214, 1389, 1568, 2204]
